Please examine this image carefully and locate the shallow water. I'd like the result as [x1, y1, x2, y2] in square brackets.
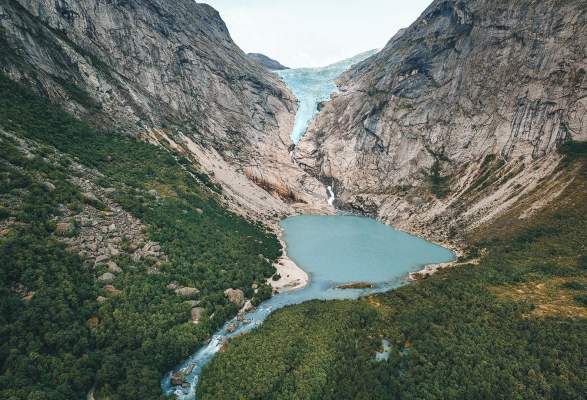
[162, 215, 455, 399]
[277, 49, 377, 143]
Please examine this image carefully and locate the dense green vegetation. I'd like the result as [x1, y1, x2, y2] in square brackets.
[429, 159, 450, 199]
[199, 159, 587, 399]
[0, 75, 280, 399]
[560, 140, 587, 160]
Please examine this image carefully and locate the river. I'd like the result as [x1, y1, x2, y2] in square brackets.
[162, 51, 455, 400]
[162, 216, 454, 399]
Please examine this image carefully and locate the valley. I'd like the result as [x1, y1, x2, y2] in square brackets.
[164, 215, 455, 399]
[0, 0, 585, 399]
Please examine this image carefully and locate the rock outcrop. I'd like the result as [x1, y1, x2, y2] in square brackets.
[296, 0, 587, 239]
[224, 288, 245, 307]
[191, 307, 206, 324]
[175, 287, 200, 298]
[248, 53, 290, 70]
[0, 0, 292, 142]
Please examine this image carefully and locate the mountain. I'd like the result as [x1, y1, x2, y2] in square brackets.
[248, 53, 289, 70]
[0, 0, 327, 221]
[296, 0, 586, 241]
[192, 2, 587, 398]
[0, 0, 292, 141]
[0, 1, 316, 398]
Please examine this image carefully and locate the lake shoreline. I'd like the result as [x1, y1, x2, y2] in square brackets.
[268, 228, 309, 293]
[391, 223, 467, 281]
[270, 210, 465, 290]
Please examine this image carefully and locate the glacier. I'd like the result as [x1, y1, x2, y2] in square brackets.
[277, 49, 378, 144]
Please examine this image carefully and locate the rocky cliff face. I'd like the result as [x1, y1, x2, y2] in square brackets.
[248, 53, 289, 70]
[296, 0, 587, 240]
[0, 0, 328, 221]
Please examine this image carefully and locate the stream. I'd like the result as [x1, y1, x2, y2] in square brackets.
[162, 51, 455, 399]
[162, 216, 454, 399]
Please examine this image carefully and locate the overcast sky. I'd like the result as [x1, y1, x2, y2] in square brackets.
[202, 0, 433, 68]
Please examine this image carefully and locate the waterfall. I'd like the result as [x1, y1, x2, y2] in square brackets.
[327, 185, 335, 206]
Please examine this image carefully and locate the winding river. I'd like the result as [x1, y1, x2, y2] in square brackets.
[162, 52, 455, 400]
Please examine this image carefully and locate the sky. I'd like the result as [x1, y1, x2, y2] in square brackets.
[202, 0, 433, 68]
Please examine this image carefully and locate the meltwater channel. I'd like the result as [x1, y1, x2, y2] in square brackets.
[163, 51, 455, 399]
[162, 216, 455, 399]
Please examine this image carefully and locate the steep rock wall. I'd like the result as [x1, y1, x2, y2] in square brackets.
[0, 0, 329, 220]
[296, 0, 586, 240]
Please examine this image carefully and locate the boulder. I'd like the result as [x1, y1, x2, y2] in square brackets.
[170, 372, 185, 386]
[107, 261, 122, 273]
[96, 254, 110, 263]
[102, 285, 121, 295]
[191, 307, 205, 324]
[55, 222, 75, 236]
[22, 292, 35, 302]
[224, 288, 245, 307]
[96, 296, 108, 303]
[241, 300, 256, 313]
[97, 272, 115, 283]
[142, 241, 161, 256]
[82, 192, 99, 203]
[175, 287, 200, 297]
[107, 245, 120, 257]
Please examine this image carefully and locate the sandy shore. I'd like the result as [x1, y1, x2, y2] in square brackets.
[267, 233, 309, 293]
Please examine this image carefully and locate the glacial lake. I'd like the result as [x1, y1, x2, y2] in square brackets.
[163, 215, 455, 399]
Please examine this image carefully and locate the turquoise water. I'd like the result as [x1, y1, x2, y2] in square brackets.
[162, 49, 453, 400]
[375, 339, 392, 362]
[277, 49, 377, 143]
[162, 216, 455, 399]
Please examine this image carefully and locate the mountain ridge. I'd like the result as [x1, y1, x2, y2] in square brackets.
[248, 53, 289, 70]
[296, 0, 587, 242]
[0, 0, 331, 224]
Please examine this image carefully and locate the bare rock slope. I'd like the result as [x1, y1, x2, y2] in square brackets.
[0, 0, 328, 222]
[296, 0, 587, 240]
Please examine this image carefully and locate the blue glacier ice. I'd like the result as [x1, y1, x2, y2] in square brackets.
[277, 49, 379, 143]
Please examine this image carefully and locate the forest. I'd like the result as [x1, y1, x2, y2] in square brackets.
[198, 147, 587, 399]
[0, 74, 280, 399]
